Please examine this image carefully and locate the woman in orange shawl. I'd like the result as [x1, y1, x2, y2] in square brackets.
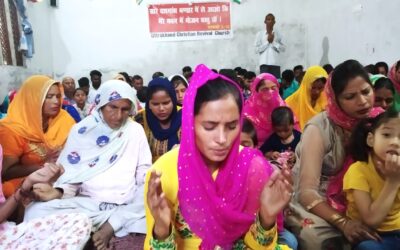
[286, 66, 328, 130]
[0, 75, 75, 198]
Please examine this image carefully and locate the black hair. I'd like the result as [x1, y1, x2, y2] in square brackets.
[374, 78, 395, 94]
[396, 60, 400, 71]
[219, 69, 239, 84]
[137, 86, 148, 103]
[194, 78, 242, 116]
[293, 65, 303, 72]
[350, 109, 400, 162]
[78, 77, 90, 88]
[185, 72, 193, 80]
[171, 75, 188, 88]
[271, 106, 294, 126]
[132, 75, 143, 81]
[119, 72, 132, 85]
[147, 85, 169, 101]
[234, 67, 242, 72]
[316, 77, 327, 84]
[364, 64, 378, 75]
[242, 118, 258, 146]
[237, 68, 248, 76]
[211, 69, 218, 73]
[73, 87, 87, 96]
[281, 69, 295, 82]
[182, 66, 192, 73]
[323, 64, 334, 74]
[375, 61, 389, 74]
[152, 71, 164, 79]
[244, 71, 256, 80]
[265, 13, 275, 20]
[90, 70, 102, 77]
[331, 60, 371, 99]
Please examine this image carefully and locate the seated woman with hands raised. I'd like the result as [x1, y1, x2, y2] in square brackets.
[144, 64, 293, 250]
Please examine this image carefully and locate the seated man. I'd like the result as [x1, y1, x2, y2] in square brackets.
[24, 79, 152, 250]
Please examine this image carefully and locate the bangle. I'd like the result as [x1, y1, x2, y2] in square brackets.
[329, 213, 348, 228]
[306, 199, 324, 210]
[329, 213, 342, 222]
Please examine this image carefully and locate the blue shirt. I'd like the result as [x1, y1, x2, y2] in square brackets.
[259, 129, 302, 154]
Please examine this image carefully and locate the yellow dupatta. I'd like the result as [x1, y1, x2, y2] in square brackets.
[286, 66, 328, 130]
[0, 75, 75, 149]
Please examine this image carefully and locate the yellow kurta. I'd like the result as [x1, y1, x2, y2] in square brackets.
[144, 147, 290, 250]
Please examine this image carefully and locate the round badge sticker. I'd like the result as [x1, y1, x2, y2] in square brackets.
[78, 126, 87, 134]
[67, 152, 81, 164]
[95, 94, 101, 105]
[96, 135, 110, 147]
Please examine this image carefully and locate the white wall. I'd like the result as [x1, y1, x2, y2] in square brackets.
[1, 0, 399, 99]
[0, 1, 53, 100]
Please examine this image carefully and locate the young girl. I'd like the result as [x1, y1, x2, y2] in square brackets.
[260, 106, 301, 168]
[73, 87, 90, 120]
[344, 105, 400, 250]
[169, 74, 188, 106]
[371, 74, 395, 110]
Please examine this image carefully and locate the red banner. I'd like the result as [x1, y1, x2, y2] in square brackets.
[148, 1, 232, 41]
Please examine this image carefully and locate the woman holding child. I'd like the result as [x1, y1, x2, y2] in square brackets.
[243, 73, 288, 147]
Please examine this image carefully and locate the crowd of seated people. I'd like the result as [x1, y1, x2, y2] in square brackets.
[1, 59, 400, 250]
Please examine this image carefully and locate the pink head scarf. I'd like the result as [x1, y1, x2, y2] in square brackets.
[325, 75, 383, 131]
[243, 73, 286, 146]
[389, 61, 400, 93]
[178, 64, 274, 249]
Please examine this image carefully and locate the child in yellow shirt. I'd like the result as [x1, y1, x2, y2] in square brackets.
[344, 105, 400, 250]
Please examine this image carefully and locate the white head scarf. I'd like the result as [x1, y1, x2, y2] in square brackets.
[56, 80, 137, 184]
[168, 74, 189, 86]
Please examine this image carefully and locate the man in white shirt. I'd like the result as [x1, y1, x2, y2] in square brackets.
[254, 13, 285, 78]
[87, 70, 103, 104]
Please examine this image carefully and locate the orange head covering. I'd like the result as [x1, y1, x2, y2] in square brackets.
[285, 65, 328, 130]
[0, 75, 75, 149]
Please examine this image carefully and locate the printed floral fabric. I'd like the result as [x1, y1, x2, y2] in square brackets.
[0, 213, 91, 250]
